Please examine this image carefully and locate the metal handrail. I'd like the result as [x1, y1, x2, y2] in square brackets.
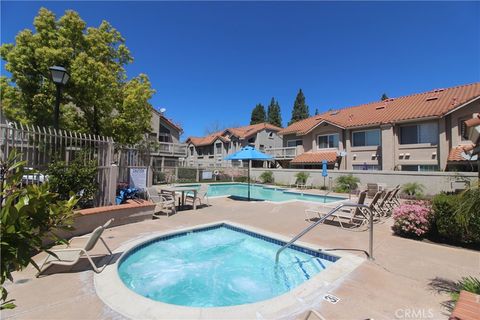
[275, 203, 374, 263]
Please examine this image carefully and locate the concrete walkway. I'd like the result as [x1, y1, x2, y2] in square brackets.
[2, 197, 479, 319]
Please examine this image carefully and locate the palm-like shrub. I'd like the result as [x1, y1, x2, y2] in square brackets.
[295, 172, 309, 184]
[259, 171, 274, 184]
[451, 277, 480, 303]
[334, 174, 360, 193]
[402, 182, 425, 197]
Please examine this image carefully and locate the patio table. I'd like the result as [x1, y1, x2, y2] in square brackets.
[160, 186, 198, 210]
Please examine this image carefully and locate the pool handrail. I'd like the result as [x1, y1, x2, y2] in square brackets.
[275, 203, 374, 263]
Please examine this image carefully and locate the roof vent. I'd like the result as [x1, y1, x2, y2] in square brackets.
[385, 98, 395, 102]
[433, 88, 445, 93]
[330, 110, 339, 116]
[426, 96, 439, 101]
[375, 105, 386, 110]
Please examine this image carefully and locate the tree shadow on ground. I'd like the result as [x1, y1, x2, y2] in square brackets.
[428, 277, 459, 312]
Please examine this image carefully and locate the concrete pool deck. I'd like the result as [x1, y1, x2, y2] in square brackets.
[2, 195, 479, 319]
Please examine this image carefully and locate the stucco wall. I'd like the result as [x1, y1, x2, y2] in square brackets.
[250, 168, 477, 195]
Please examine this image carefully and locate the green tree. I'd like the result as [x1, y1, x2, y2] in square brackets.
[0, 8, 154, 144]
[289, 89, 310, 125]
[250, 103, 266, 125]
[381, 93, 389, 101]
[315, 108, 319, 115]
[267, 97, 282, 127]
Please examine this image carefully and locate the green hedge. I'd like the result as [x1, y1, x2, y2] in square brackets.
[431, 186, 480, 244]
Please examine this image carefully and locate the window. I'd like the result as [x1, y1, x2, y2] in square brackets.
[287, 139, 303, 147]
[352, 129, 380, 147]
[268, 132, 274, 139]
[215, 143, 222, 154]
[401, 165, 439, 172]
[190, 147, 194, 156]
[400, 123, 438, 145]
[248, 137, 255, 143]
[317, 134, 339, 149]
[259, 144, 265, 151]
[460, 119, 469, 141]
[352, 164, 381, 171]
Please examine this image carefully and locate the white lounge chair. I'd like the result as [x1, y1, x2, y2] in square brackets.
[36, 219, 114, 277]
[185, 184, 209, 208]
[147, 187, 176, 217]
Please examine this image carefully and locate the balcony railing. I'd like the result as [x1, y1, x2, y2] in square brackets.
[265, 147, 298, 159]
[152, 142, 188, 157]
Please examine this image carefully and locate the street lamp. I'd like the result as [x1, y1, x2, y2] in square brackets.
[49, 66, 70, 130]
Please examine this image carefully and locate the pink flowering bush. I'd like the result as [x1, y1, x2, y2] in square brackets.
[392, 202, 433, 238]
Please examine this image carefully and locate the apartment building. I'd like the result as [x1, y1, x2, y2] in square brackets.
[148, 108, 187, 168]
[185, 123, 283, 167]
[272, 83, 480, 172]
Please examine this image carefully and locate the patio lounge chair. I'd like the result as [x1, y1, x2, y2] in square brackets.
[377, 189, 395, 217]
[360, 190, 384, 220]
[321, 191, 368, 229]
[36, 219, 114, 277]
[185, 184, 209, 208]
[147, 187, 176, 217]
[305, 192, 368, 229]
[367, 183, 379, 198]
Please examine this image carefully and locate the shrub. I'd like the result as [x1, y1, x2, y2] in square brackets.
[451, 277, 480, 303]
[1, 153, 77, 309]
[259, 171, 274, 184]
[234, 176, 249, 183]
[392, 202, 432, 238]
[178, 168, 197, 181]
[455, 185, 480, 243]
[432, 193, 462, 242]
[402, 182, 425, 197]
[432, 185, 480, 244]
[47, 154, 98, 209]
[334, 174, 360, 193]
[295, 172, 309, 184]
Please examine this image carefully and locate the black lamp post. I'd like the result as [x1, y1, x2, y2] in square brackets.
[49, 66, 70, 130]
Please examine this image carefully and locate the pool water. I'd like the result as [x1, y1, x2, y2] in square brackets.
[206, 183, 345, 203]
[118, 225, 337, 307]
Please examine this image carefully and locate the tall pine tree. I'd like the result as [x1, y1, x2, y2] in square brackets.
[315, 108, 319, 115]
[381, 93, 389, 101]
[250, 103, 266, 125]
[267, 97, 282, 127]
[289, 89, 310, 125]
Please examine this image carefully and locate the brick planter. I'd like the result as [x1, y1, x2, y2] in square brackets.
[52, 200, 156, 242]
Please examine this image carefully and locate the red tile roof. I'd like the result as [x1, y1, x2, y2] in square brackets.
[448, 144, 476, 162]
[185, 131, 225, 147]
[465, 114, 480, 128]
[280, 83, 480, 136]
[290, 151, 338, 164]
[186, 123, 282, 146]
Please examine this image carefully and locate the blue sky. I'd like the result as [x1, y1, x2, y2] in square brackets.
[1, 1, 479, 138]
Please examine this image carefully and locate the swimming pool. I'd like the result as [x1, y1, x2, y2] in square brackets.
[183, 183, 345, 203]
[118, 224, 338, 307]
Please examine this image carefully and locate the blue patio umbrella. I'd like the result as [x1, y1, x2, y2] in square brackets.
[321, 159, 328, 189]
[225, 146, 273, 201]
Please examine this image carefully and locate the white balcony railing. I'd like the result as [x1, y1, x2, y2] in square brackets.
[265, 147, 298, 159]
[152, 142, 188, 157]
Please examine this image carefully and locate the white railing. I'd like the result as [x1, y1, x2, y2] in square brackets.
[265, 147, 298, 159]
[152, 142, 188, 157]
